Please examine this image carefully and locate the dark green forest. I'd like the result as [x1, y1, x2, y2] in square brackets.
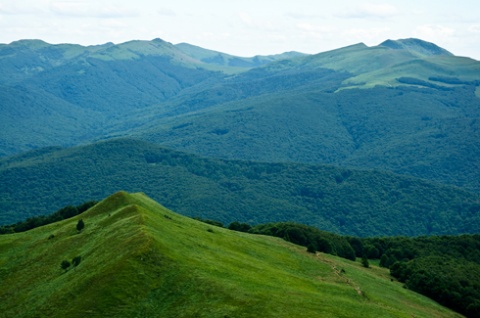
[262, 223, 480, 318]
[370, 235, 480, 317]
[134, 77, 480, 192]
[1, 138, 479, 237]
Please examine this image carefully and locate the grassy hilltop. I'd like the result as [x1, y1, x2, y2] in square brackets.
[0, 192, 463, 317]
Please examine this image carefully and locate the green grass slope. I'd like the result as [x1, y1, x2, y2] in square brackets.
[0, 191, 464, 318]
[1, 139, 479, 236]
[292, 38, 479, 89]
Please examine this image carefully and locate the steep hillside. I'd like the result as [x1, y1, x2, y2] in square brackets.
[1, 139, 478, 236]
[0, 191, 463, 317]
[114, 39, 480, 191]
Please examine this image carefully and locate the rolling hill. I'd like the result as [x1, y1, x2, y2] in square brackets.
[0, 191, 464, 318]
[1, 138, 478, 237]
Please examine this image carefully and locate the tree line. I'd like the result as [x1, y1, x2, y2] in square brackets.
[0, 201, 97, 234]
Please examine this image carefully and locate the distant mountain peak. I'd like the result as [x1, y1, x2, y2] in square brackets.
[151, 37, 168, 44]
[379, 38, 453, 56]
[7, 39, 50, 48]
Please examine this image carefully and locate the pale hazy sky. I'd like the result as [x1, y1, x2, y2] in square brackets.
[1, 0, 479, 60]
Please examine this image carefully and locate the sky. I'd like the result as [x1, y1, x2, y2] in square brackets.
[1, 0, 479, 60]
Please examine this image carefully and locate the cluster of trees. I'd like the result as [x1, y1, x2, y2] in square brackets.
[197, 220, 356, 261]
[391, 257, 480, 317]
[359, 235, 480, 318]
[197, 217, 351, 258]
[248, 222, 356, 260]
[0, 201, 96, 234]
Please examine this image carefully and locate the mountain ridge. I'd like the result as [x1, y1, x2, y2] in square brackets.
[0, 191, 464, 317]
[1, 37, 479, 197]
[1, 138, 478, 237]
[175, 42, 306, 70]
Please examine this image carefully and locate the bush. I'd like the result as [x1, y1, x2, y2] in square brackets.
[228, 221, 252, 232]
[76, 219, 85, 232]
[61, 260, 71, 271]
[194, 217, 224, 228]
[250, 222, 357, 261]
[72, 256, 82, 267]
[362, 255, 369, 268]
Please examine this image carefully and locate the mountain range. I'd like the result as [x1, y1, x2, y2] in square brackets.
[0, 37, 479, 235]
[2, 37, 480, 317]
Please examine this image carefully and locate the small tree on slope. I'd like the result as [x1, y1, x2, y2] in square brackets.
[76, 219, 85, 232]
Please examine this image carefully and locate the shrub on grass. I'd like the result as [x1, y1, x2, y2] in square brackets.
[61, 260, 71, 271]
[76, 219, 85, 232]
[362, 255, 370, 268]
[72, 256, 82, 267]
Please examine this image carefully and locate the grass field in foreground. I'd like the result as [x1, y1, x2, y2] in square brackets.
[0, 191, 463, 317]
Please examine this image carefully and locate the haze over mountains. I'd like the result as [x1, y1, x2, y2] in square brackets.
[1, 37, 479, 235]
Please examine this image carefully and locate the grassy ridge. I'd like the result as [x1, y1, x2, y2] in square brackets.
[1, 138, 479, 236]
[0, 191, 463, 317]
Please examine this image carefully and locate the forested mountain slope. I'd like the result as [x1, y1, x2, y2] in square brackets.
[121, 39, 480, 191]
[0, 38, 226, 155]
[1, 138, 478, 237]
[1, 38, 479, 192]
